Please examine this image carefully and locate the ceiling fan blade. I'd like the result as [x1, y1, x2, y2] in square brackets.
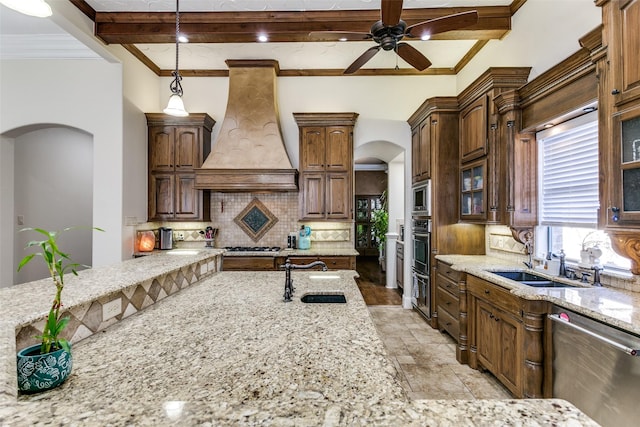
[381, 0, 403, 27]
[344, 46, 381, 74]
[405, 10, 479, 39]
[396, 43, 432, 71]
[308, 31, 373, 41]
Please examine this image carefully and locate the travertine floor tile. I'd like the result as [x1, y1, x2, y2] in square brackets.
[368, 306, 512, 401]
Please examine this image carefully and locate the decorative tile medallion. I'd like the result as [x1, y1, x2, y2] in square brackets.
[234, 198, 278, 242]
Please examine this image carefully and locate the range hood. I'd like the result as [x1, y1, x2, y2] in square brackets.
[195, 60, 298, 192]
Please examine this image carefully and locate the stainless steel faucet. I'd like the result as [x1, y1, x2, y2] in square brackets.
[592, 265, 603, 287]
[281, 257, 328, 302]
[523, 240, 533, 269]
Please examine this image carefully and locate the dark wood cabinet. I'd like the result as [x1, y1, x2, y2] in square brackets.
[222, 256, 276, 271]
[224, 255, 355, 271]
[146, 113, 214, 222]
[467, 275, 549, 399]
[435, 260, 471, 363]
[294, 113, 358, 221]
[594, 0, 640, 273]
[286, 255, 355, 270]
[395, 241, 404, 289]
[411, 119, 431, 183]
[456, 68, 531, 225]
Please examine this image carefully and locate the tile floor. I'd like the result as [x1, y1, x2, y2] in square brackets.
[368, 305, 512, 400]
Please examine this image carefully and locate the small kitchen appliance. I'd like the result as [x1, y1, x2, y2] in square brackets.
[298, 225, 311, 250]
[159, 227, 173, 250]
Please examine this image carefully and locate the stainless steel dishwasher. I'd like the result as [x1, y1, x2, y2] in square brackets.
[549, 307, 640, 427]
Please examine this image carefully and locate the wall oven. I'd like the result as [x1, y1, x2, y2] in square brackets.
[412, 181, 431, 217]
[412, 218, 431, 320]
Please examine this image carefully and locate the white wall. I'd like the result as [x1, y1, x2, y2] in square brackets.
[0, 59, 124, 274]
[13, 127, 93, 285]
[0, 136, 15, 286]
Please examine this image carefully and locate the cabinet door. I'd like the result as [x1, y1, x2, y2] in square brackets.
[460, 96, 488, 163]
[476, 299, 498, 373]
[300, 127, 326, 171]
[325, 126, 351, 171]
[174, 127, 200, 170]
[419, 119, 431, 179]
[460, 158, 487, 221]
[497, 311, 523, 395]
[411, 127, 421, 183]
[611, 0, 640, 105]
[326, 173, 351, 219]
[149, 173, 174, 220]
[300, 174, 325, 219]
[149, 127, 175, 171]
[174, 174, 200, 220]
[609, 107, 640, 225]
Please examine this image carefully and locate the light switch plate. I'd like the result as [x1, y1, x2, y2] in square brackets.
[102, 298, 121, 320]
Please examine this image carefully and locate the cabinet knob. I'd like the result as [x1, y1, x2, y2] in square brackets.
[484, 289, 490, 294]
[611, 206, 620, 222]
[494, 317, 500, 322]
[611, 89, 620, 95]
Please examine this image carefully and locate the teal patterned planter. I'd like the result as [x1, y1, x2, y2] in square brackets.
[17, 344, 72, 393]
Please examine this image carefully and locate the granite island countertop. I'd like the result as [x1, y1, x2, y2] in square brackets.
[436, 254, 640, 336]
[0, 269, 598, 426]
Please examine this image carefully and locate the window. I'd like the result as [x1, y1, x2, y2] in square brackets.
[537, 112, 631, 271]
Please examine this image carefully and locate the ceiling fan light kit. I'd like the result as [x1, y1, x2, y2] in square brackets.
[164, 0, 189, 117]
[0, 0, 52, 18]
[310, 0, 478, 74]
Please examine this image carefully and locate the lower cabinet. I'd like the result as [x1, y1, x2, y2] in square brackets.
[467, 275, 549, 398]
[222, 256, 276, 271]
[223, 255, 356, 271]
[435, 261, 468, 363]
[396, 242, 404, 289]
[284, 255, 356, 270]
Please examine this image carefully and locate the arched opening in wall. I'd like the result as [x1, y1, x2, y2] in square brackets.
[2, 125, 94, 286]
[354, 140, 405, 305]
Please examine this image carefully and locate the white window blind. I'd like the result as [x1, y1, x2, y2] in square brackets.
[538, 113, 599, 227]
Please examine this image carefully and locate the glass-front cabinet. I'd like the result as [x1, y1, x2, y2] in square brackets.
[610, 108, 640, 225]
[460, 158, 487, 221]
[355, 195, 382, 256]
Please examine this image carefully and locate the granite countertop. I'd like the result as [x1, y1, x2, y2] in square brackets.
[0, 269, 597, 426]
[436, 254, 640, 336]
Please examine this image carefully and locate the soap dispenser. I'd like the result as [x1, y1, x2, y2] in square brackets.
[298, 225, 311, 250]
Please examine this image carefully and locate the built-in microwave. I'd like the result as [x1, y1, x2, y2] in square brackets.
[412, 181, 431, 217]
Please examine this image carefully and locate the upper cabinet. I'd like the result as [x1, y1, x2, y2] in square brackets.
[608, 0, 640, 106]
[294, 112, 358, 221]
[594, 0, 640, 273]
[456, 68, 531, 224]
[411, 119, 431, 183]
[146, 113, 215, 222]
[460, 95, 489, 163]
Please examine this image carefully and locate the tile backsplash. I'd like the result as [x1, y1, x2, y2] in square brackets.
[137, 192, 354, 250]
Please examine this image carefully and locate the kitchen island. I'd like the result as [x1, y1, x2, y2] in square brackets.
[0, 254, 597, 426]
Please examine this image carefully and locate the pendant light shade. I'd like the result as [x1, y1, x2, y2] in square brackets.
[164, 0, 189, 117]
[164, 94, 189, 117]
[0, 0, 52, 17]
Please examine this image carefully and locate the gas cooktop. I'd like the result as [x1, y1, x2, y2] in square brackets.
[224, 246, 281, 252]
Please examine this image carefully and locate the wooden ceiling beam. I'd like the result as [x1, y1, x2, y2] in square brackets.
[92, 7, 511, 45]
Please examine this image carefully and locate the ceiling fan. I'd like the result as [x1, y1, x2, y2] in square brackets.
[310, 0, 478, 74]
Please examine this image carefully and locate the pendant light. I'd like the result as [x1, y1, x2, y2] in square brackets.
[164, 0, 189, 117]
[0, 0, 52, 17]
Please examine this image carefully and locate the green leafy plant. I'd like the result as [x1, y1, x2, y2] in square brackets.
[371, 191, 389, 247]
[17, 226, 103, 354]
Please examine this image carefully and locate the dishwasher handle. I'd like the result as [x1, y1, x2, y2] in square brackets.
[549, 313, 639, 357]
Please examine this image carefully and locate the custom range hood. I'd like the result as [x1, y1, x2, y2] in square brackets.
[195, 60, 298, 192]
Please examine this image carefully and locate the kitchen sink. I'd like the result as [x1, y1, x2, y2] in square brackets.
[300, 292, 346, 303]
[490, 271, 578, 288]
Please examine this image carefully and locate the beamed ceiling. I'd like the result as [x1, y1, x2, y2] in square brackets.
[67, 0, 524, 77]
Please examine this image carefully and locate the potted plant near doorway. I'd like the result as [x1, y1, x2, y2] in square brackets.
[371, 191, 389, 270]
[16, 226, 102, 393]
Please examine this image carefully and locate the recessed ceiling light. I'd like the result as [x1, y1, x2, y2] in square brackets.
[339, 37, 348, 42]
[258, 34, 268, 42]
[544, 123, 554, 129]
[583, 106, 596, 113]
[178, 35, 189, 43]
[421, 34, 431, 41]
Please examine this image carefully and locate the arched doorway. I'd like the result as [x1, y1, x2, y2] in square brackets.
[1, 125, 93, 286]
